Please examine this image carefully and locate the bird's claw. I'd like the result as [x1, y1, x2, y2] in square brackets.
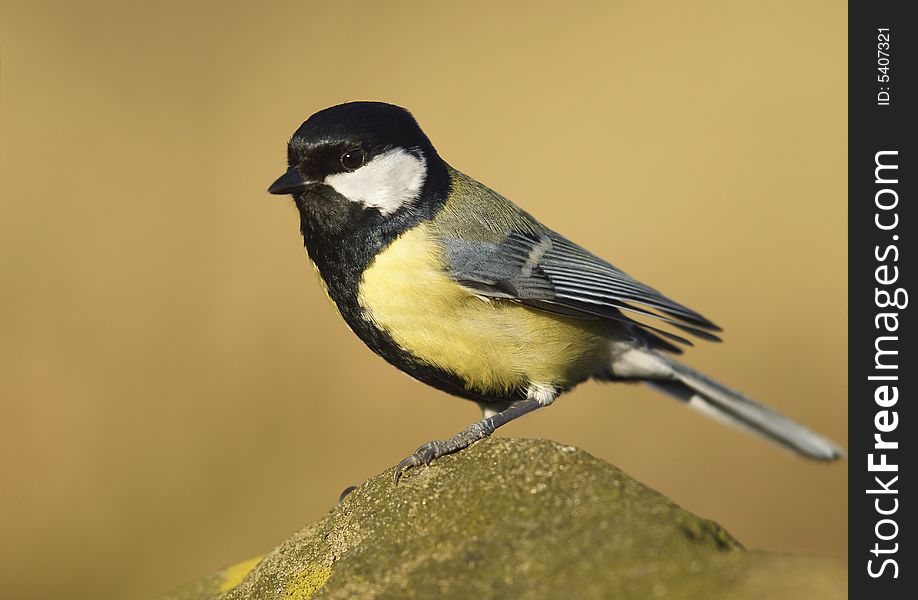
[393, 440, 448, 484]
[392, 420, 499, 484]
[338, 485, 358, 504]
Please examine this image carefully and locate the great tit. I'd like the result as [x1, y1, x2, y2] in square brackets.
[268, 101, 842, 482]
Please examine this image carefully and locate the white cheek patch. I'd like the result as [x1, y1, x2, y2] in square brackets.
[324, 148, 427, 215]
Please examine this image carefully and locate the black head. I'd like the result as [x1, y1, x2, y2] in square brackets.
[268, 102, 449, 216]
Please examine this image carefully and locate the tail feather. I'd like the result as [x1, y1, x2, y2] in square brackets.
[646, 355, 844, 461]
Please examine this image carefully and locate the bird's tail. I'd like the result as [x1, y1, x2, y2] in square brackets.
[640, 353, 843, 460]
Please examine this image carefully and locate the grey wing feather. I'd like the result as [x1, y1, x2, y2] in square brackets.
[542, 232, 720, 332]
[442, 236, 555, 300]
[443, 229, 721, 347]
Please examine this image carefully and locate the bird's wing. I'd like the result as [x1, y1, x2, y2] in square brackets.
[441, 229, 721, 348]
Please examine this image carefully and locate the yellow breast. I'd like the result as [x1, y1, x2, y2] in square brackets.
[357, 223, 611, 395]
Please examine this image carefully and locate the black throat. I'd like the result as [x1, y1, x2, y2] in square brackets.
[291, 161, 505, 404]
[292, 156, 449, 307]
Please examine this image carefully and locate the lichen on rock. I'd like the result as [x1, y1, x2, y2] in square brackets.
[160, 438, 845, 600]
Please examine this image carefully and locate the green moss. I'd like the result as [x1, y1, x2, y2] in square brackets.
[161, 438, 845, 600]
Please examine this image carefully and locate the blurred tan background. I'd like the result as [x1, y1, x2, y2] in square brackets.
[0, 1, 846, 598]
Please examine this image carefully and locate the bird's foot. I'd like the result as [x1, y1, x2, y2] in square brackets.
[393, 420, 495, 484]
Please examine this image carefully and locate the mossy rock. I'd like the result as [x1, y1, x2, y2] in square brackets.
[162, 438, 845, 599]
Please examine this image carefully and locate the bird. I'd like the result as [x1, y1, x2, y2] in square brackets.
[268, 101, 843, 482]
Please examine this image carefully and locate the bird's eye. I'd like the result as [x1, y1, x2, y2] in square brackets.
[340, 148, 365, 171]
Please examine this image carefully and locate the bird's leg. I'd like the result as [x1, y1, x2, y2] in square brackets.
[477, 401, 509, 419]
[393, 384, 557, 483]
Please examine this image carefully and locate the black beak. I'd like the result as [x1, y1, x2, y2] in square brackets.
[268, 167, 313, 195]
